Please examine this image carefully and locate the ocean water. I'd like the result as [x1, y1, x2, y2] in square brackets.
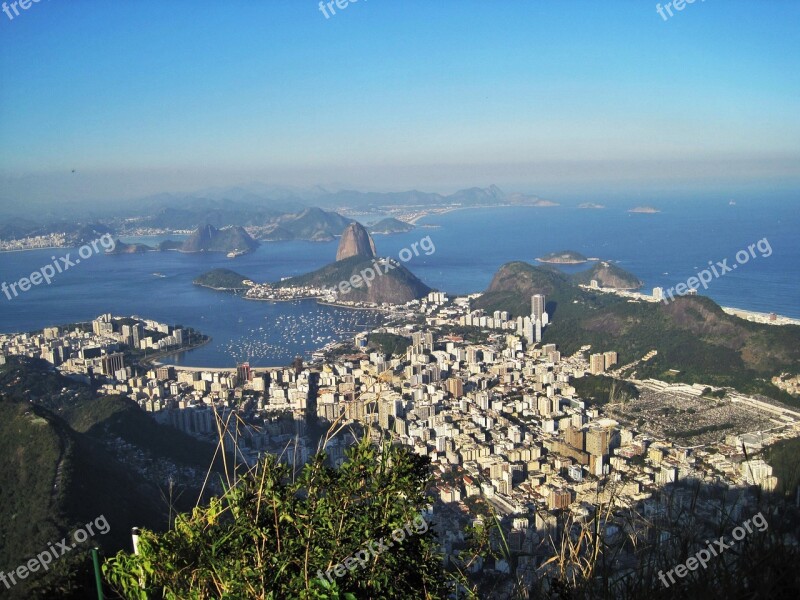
[0, 196, 797, 367]
[400, 196, 800, 318]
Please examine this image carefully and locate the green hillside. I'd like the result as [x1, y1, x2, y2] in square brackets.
[367, 332, 412, 356]
[475, 261, 800, 402]
[368, 217, 414, 234]
[571, 260, 643, 289]
[0, 359, 225, 599]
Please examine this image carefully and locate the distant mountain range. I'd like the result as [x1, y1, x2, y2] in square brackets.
[110, 225, 259, 255]
[252, 207, 354, 242]
[0, 221, 112, 245]
[182, 224, 258, 254]
[0, 185, 555, 242]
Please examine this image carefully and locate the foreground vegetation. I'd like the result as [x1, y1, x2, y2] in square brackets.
[104, 436, 450, 599]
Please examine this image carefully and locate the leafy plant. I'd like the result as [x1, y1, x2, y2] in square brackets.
[103, 435, 449, 599]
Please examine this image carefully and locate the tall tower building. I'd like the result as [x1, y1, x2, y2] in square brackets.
[523, 316, 534, 345]
[531, 294, 546, 322]
[237, 362, 252, 383]
[132, 324, 143, 348]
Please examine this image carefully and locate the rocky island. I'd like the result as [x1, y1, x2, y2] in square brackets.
[193, 268, 251, 291]
[267, 222, 431, 305]
[367, 217, 415, 235]
[536, 250, 589, 264]
[336, 222, 377, 261]
[181, 224, 259, 255]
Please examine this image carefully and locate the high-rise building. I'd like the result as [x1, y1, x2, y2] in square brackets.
[523, 316, 534, 345]
[132, 324, 143, 348]
[589, 353, 605, 375]
[565, 426, 585, 451]
[603, 351, 618, 369]
[412, 331, 434, 351]
[101, 352, 125, 377]
[585, 428, 610, 457]
[531, 294, 546, 322]
[447, 377, 464, 398]
[548, 489, 573, 510]
[237, 362, 252, 383]
[156, 366, 175, 380]
[652, 287, 664, 301]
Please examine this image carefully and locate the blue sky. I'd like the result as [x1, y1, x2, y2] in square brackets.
[1, 0, 799, 202]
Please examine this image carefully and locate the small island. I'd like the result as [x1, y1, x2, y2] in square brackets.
[532, 199, 559, 207]
[107, 240, 156, 254]
[629, 206, 661, 214]
[193, 268, 252, 291]
[368, 217, 415, 235]
[536, 250, 588, 264]
[579, 202, 606, 209]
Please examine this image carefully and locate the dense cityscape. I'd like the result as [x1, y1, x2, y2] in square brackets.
[3, 2, 799, 598]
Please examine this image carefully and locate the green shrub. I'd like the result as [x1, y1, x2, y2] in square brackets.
[103, 437, 449, 599]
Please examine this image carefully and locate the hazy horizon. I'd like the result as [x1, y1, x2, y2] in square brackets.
[2, 1, 799, 207]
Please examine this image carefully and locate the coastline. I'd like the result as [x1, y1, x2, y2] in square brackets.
[242, 292, 392, 313]
[582, 284, 800, 325]
[316, 300, 391, 312]
[720, 306, 800, 327]
[536, 259, 588, 265]
[194, 284, 248, 292]
[138, 336, 212, 368]
[0, 246, 67, 253]
[404, 202, 553, 225]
